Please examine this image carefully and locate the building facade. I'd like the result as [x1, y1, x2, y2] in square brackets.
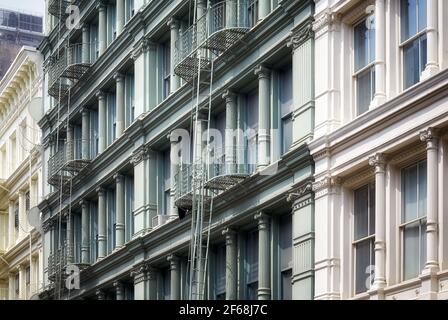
[0, 8, 44, 79]
[0, 47, 44, 300]
[310, 0, 448, 300]
[38, 0, 316, 300]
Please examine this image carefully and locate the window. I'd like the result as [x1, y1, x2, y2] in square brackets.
[163, 150, 171, 215]
[125, 176, 134, 242]
[401, 160, 427, 280]
[107, 93, 117, 146]
[279, 214, 292, 300]
[125, 0, 135, 23]
[14, 273, 19, 298]
[125, 73, 135, 127]
[246, 229, 258, 300]
[279, 66, 293, 154]
[107, 4, 117, 44]
[353, 183, 375, 294]
[163, 42, 171, 99]
[162, 268, 171, 300]
[107, 188, 116, 253]
[90, 24, 99, 61]
[401, 0, 427, 89]
[14, 201, 19, 231]
[248, 0, 259, 27]
[90, 109, 99, 158]
[90, 201, 98, 262]
[25, 191, 30, 212]
[246, 92, 259, 173]
[354, 15, 375, 115]
[74, 213, 82, 263]
[215, 245, 226, 300]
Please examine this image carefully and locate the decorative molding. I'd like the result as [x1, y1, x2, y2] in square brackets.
[130, 145, 149, 166]
[287, 22, 314, 50]
[167, 254, 179, 270]
[312, 176, 341, 198]
[130, 262, 148, 284]
[420, 127, 439, 146]
[342, 167, 375, 188]
[312, 9, 341, 38]
[254, 65, 271, 79]
[287, 181, 313, 203]
[131, 38, 149, 60]
[368, 153, 387, 172]
[389, 143, 426, 165]
[222, 90, 237, 103]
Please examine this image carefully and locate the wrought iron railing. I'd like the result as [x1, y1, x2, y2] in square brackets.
[47, 240, 71, 280]
[175, 163, 194, 201]
[206, 146, 253, 179]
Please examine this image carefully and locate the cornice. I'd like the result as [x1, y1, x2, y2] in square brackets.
[287, 17, 314, 50]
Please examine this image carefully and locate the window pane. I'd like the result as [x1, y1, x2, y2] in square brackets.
[279, 214, 292, 270]
[354, 186, 369, 240]
[402, 164, 418, 222]
[403, 222, 419, 280]
[280, 67, 292, 117]
[354, 18, 375, 71]
[281, 269, 292, 300]
[417, 0, 427, 32]
[419, 35, 427, 77]
[215, 245, 226, 296]
[401, 0, 417, 41]
[369, 183, 376, 235]
[356, 68, 375, 115]
[355, 240, 371, 294]
[282, 116, 293, 154]
[420, 222, 427, 272]
[418, 160, 427, 218]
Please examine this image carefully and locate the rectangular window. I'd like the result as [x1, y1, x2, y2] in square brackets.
[90, 23, 99, 61]
[246, 92, 259, 173]
[90, 109, 99, 158]
[125, 0, 135, 23]
[401, 0, 427, 89]
[25, 191, 30, 212]
[74, 213, 82, 263]
[125, 73, 135, 127]
[125, 176, 134, 242]
[162, 268, 171, 300]
[353, 183, 375, 294]
[279, 66, 293, 154]
[107, 188, 116, 253]
[107, 93, 117, 145]
[354, 16, 375, 115]
[163, 150, 171, 215]
[246, 229, 258, 300]
[279, 214, 292, 300]
[90, 201, 98, 262]
[401, 160, 427, 280]
[163, 42, 171, 99]
[215, 244, 226, 300]
[15, 273, 19, 297]
[107, 4, 117, 45]
[14, 201, 19, 231]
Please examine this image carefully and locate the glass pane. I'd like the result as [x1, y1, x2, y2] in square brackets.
[403, 222, 419, 280]
[369, 183, 376, 235]
[281, 269, 292, 300]
[402, 164, 418, 222]
[419, 35, 427, 77]
[355, 240, 371, 294]
[356, 68, 375, 115]
[403, 39, 419, 89]
[246, 230, 259, 284]
[282, 116, 293, 154]
[280, 67, 292, 117]
[401, 0, 417, 41]
[418, 160, 427, 218]
[417, 0, 427, 32]
[354, 185, 369, 240]
[420, 222, 427, 272]
[279, 214, 292, 270]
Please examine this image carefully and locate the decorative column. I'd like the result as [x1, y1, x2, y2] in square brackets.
[97, 187, 107, 260]
[98, 1, 107, 55]
[259, 0, 271, 20]
[114, 73, 125, 138]
[81, 107, 90, 160]
[168, 133, 179, 217]
[287, 181, 314, 300]
[287, 21, 314, 148]
[167, 254, 180, 300]
[368, 153, 387, 294]
[131, 263, 148, 300]
[373, 0, 386, 107]
[18, 191, 25, 239]
[80, 200, 90, 264]
[8, 199, 15, 248]
[255, 66, 271, 170]
[96, 91, 106, 153]
[114, 281, 124, 300]
[81, 24, 90, 64]
[167, 18, 180, 92]
[8, 273, 14, 300]
[116, 0, 125, 36]
[67, 124, 74, 161]
[131, 146, 148, 237]
[422, 0, 439, 79]
[132, 38, 148, 117]
[223, 90, 237, 174]
[223, 228, 237, 300]
[96, 289, 105, 300]
[115, 173, 125, 248]
[66, 213, 74, 264]
[18, 265, 25, 300]
[420, 128, 439, 273]
[255, 212, 270, 300]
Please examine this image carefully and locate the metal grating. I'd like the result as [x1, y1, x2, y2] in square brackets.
[48, 0, 73, 18]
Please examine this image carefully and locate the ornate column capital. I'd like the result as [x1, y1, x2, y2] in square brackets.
[114, 173, 125, 183]
[96, 187, 106, 197]
[369, 153, 387, 173]
[96, 289, 105, 300]
[96, 0, 107, 12]
[287, 181, 313, 203]
[312, 175, 341, 198]
[131, 146, 149, 166]
[131, 262, 148, 284]
[287, 21, 314, 50]
[132, 38, 150, 60]
[95, 90, 106, 101]
[113, 72, 125, 83]
[222, 90, 237, 103]
[254, 65, 271, 79]
[167, 254, 180, 270]
[312, 10, 341, 38]
[80, 106, 90, 115]
[420, 127, 439, 150]
[167, 17, 179, 29]
[254, 212, 270, 230]
[146, 267, 158, 281]
[222, 227, 237, 245]
[81, 24, 89, 33]
[79, 200, 89, 208]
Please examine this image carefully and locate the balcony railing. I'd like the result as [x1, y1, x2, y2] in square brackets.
[47, 240, 70, 281]
[48, 0, 79, 18]
[205, 146, 253, 191]
[174, 0, 253, 82]
[47, 139, 91, 186]
[48, 43, 97, 99]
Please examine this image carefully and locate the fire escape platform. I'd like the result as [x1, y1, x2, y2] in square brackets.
[204, 173, 250, 191]
[61, 63, 91, 81]
[203, 28, 249, 52]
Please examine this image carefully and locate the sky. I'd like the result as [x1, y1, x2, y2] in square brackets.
[0, 0, 45, 16]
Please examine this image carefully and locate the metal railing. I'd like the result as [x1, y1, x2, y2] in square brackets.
[48, 0, 78, 18]
[47, 139, 90, 183]
[207, 146, 253, 179]
[47, 240, 70, 280]
[175, 163, 194, 202]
